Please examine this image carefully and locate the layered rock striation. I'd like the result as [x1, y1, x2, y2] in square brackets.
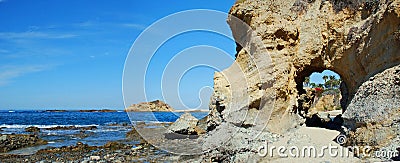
[209, 0, 400, 134]
[204, 0, 400, 161]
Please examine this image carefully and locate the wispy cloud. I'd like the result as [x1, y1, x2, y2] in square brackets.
[0, 32, 77, 40]
[74, 21, 96, 27]
[73, 20, 147, 31]
[0, 65, 50, 86]
[120, 23, 147, 30]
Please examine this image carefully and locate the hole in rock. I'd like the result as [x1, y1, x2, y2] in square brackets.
[296, 70, 347, 131]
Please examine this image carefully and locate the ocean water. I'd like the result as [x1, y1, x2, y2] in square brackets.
[0, 110, 208, 154]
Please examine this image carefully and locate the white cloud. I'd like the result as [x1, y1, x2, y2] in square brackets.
[0, 65, 49, 86]
[0, 32, 77, 40]
[120, 23, 147, 30]
[75, 21, 95, 27]
[75, 21, 147, 30]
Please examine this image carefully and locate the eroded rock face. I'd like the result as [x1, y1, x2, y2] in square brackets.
[209, 0, 400, 134]
[309, 90, 341, 114]
[343, 65, 400, 125]
[125, 100, 175, 112]
[343, 65, 400, 149]
[168, 113, 206, 135]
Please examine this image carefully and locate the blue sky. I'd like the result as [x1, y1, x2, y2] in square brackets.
[0, 0, 237, 110]
[0, 0, 340, 110]
[309, 70, 340, 84]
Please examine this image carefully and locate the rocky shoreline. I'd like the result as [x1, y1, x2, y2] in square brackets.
[0, 134, 47, 153]
[0, 123, 181, 162]
[0, 141, 179, 162]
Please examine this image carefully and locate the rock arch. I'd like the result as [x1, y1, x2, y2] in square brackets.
[208, 0, 400, 134]
[294, 68, 348, 114]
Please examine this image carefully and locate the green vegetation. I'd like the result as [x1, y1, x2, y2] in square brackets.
[305, 75, 341, 90]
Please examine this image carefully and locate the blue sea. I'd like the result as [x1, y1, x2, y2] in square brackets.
[0, 110, 208, 154]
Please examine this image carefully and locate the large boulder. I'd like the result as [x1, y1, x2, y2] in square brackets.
[168, 113, 205, 135]
[343, 65, 400, 125]
[343, 65, 400, 149]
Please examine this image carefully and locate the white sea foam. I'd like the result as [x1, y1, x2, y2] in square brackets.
[0, 124, 99, 129]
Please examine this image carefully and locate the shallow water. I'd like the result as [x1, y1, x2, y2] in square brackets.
[0, 110, 208, 154]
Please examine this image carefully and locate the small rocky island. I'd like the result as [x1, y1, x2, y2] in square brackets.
[125, 100, 175, 112]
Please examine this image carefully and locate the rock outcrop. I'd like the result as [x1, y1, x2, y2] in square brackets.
[0, 134, 47, 153]
[45, 125, 97, 131]
[125, 100, 175, 112]
[168, 113, 206, 135]
[25, 126, 40, 133]
[209, 0, 400, 133]
[309, 90, 341, 114]
[205, 0, 400, 161]
[343, 65, 400, 149]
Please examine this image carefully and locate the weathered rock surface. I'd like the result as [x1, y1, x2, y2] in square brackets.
[25, 126, 40, 133]
[205, 0, 400, 161]
[168, 113, 206, 135]
[209, 0, 400, 134]
[125, 100, 175, 112]
[45, 125, 97, 131]
[0, 134, 47, 153]
[343, 65, 400, 125]
[343, 65, 400, 149]
[309, 90, 341, 114]
[0, 141, 176, 162]
[126, 127, 149, 145]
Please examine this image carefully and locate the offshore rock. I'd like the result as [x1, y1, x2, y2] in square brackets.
[125, 100, 175, 112]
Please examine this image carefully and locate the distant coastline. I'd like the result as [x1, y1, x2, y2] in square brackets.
[45, 109, 121, 112]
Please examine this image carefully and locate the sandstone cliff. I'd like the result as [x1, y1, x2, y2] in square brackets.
[204, 0, 400, 161]
[125, 100, 175, 112]
[209, 0, 400, 133]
